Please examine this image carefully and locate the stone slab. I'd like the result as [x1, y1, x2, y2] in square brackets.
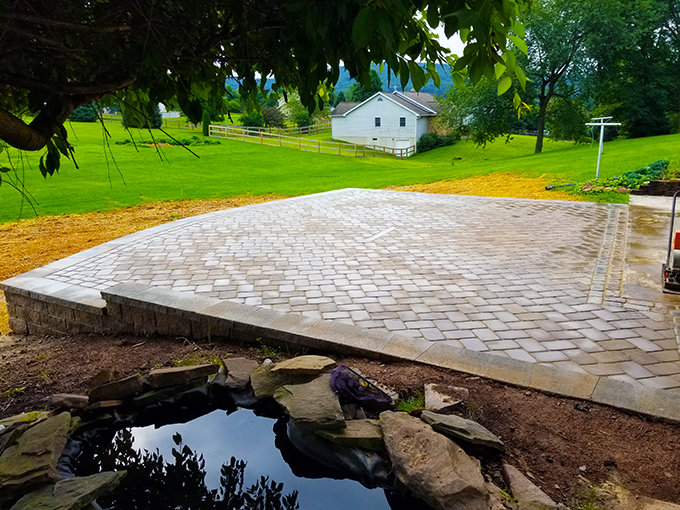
[10, 470, 126, 510]
[145, 364, 219, 389]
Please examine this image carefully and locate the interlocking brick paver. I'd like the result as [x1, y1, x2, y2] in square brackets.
[8, 189, 677, 391]
[533, 351, 570, 362]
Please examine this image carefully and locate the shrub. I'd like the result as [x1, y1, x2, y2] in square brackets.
[122, 103, 162, 129]
[262, 106, 286, 128]
[416, 132, 459, 153]
[240, 110, 264, 128]
[69, 104, 98, 122]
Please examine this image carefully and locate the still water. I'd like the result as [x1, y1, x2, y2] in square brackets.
[73, 408, 401, 510]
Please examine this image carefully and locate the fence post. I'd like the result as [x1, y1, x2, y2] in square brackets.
[318, 141, 320, 153]
[338, 143, 341, 155]
[279, 133, 282, 147]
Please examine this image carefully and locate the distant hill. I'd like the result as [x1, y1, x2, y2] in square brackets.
[334, 63, 453, 95]
[225, 63, 453, 96]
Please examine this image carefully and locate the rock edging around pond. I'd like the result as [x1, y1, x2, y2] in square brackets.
[0, 355, 563, 510]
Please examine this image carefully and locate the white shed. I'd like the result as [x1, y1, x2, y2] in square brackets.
[330, 91, 438, 156]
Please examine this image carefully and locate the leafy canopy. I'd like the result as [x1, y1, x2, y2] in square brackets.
[0, 0, 527, 177]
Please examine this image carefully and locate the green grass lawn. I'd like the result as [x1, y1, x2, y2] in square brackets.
[1, 120, 679, 224]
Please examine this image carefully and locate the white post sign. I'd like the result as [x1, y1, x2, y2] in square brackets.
[585, 116, 621, 179]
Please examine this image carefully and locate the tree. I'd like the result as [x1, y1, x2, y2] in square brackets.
[261, 106, 286, 128]
[346, 69, 383, 103]
[436, 78, 519, 147]
[240, 111, 264, 128]
[0, 0, 527, 178]
[584, 0, 679, 138]
[521, 0, 593, 153]
[334, 91, 347, 107]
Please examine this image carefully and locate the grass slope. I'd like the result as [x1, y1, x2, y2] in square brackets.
[1, 121, 678, 223]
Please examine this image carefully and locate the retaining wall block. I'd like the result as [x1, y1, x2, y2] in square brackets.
[101, 316, 132, 335]
[133, 320, 158, 337]
[121, 305, 156, 327]
[73, 309, 104, 329]
[66, 321, 97, 335]
[29, 323, 57, 337]
[155, 312, 192, 338]
[47, 303, 76, 322]
[105, 302, 123, 319]
[39, 314, 68, 335]
[8, 317, 28, 335]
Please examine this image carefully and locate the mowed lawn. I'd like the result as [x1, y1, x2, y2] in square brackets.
[1, 120, 679, 223]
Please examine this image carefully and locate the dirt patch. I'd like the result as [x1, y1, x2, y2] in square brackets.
[0, 332, 678, 507]
[390, 172, 581, 201]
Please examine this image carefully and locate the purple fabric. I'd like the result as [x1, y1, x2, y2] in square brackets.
[330, 365, 393, 409]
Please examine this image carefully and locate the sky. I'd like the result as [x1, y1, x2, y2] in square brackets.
[431, 26, 467, 56]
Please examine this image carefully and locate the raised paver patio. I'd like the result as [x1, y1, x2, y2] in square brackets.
[3, 189, 680, 406]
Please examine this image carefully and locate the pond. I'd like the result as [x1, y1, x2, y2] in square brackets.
[64, 402, 431, 510]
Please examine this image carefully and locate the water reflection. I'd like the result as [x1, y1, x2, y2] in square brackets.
[73, 409, 393, 510]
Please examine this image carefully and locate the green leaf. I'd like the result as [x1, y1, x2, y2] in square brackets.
[39, 156, 48, 178]
[508, 34, 527, 55]
[399, 59, 409, 90]
[495, 63, 506, 80]
[352, 7, 374, 48]
[497, 76, 512, 96]
[514, 65, 528, 90]
[452, 71, 465, 90]
[513, 92, 521, 110]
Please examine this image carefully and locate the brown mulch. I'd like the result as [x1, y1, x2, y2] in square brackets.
[389, 172, 581, 201]
[1, 182, 678, 506]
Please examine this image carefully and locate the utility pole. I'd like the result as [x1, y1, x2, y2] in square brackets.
[585, 117, 621, 179]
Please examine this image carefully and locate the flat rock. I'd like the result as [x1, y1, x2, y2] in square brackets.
[380, 411, 488, 510]
[145, 364, 219, 389]
[0, 412, 72, 503]
[51, 394, 89, 410]
[271, 355, 337, 375]
[86, 369, 125, 390]
[83, 400, 130, 413]
[10, 471, 126, 510]
[287, 421, 392, 488]
[315, 419, 385, 451]
[223, 358, 259, 390]
[0, 412, 49, 431]
[134, 378, 206, 408]
[273, 373, 345, 430]
[424, 383, 469, 413]
[420, 410, 505, 452]
[87, 374, 143, 403]
[250, 364, 316, 398]
[503, 464, 559, 510]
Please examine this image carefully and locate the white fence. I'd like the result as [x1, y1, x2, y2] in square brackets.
[209, 125, 415, 159]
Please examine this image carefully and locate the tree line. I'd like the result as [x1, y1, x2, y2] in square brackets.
[436, 0, 680, 153]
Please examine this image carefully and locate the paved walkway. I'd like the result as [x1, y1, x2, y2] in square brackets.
[37, 189, 680, 392]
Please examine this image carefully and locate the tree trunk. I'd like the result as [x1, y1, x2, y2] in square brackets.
[535, 98, 548, 154]
[535, 81, 554, 154]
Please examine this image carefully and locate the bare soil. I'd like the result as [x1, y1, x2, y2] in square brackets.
[1, 332, 679, 507]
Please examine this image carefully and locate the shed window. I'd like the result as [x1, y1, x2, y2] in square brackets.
[400, 117, 406, 127]
[375, 117, 381, 127]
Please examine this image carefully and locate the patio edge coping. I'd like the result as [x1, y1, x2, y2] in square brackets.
[2, 278, 678, 423]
